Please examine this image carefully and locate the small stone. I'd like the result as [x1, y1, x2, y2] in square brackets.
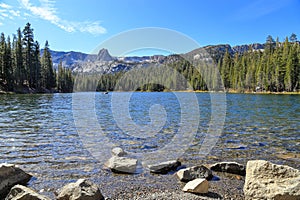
[0, 164, 32, 198]
[276, 152, 300, 160]
[148, 160, 181, 174]
[244, 160, 300, 200]
[182, 178, 209, 194]
[111, 147, 127, 157]
[106, 156, 137, 174]
[210, 161, 245, 176]
[176, 165, 213, 181]
[5, 185, 50, 200]
[57, 179, 104, 200]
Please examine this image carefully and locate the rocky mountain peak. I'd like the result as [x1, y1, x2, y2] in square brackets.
[96, 48, 114, 62]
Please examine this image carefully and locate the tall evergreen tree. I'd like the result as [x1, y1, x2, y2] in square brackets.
[4, 36, 13, 90]
[22, 22, 35, 87]
[41, 40, 55, 90]
[221, 49, 232, 89]
[0, 33, 6, 82]
[32, 41, 41, 89]
[15, 28, 24, 86]
[290, 33, 297, 43]
[265, 35, 275, 55]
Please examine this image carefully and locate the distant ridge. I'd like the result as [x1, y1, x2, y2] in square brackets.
[47, 43, 265, 73]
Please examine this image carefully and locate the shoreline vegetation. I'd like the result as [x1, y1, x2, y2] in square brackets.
[1, 87, 300, 95]
[1, 23, 299, 95]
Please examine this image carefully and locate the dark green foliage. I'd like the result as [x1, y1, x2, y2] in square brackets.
[0, 23, 73, 93]
[223, 34, 299, 92]
[57, 62, 73, 93]
[96, 61, 208, 92]
[1, 28, 298, 93]
[22, 22, 35, 88]
[14, 28, 25, 86]
[95, 34, 299, 93]
[290, 33, 297, 43]
[41, 40, 56, 90]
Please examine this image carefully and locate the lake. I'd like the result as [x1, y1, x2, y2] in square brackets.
[0, 92, 299, 197]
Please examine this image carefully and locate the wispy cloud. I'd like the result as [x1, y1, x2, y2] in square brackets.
[0, 0, 106, 34]
[0, 3, 12, 9]
[9, 9, 20, 17]
[19, 0, 106, 34]
[0, 2, 19, 22]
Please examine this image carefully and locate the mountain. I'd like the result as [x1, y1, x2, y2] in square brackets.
[96, 48, 114, 61]
[48, 43, 265, 73]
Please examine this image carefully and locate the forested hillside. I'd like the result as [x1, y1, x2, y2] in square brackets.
[1, 24, 299, 93]
[96, 35, 300, 92]
[217, 35, 300, 92]
[0, 23, 73, 93]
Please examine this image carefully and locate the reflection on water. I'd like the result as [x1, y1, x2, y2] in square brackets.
[0, 92, 299, 195]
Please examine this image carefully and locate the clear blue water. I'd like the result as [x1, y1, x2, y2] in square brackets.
[0, 92, 299, 195]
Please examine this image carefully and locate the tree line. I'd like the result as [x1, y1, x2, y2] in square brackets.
[2, 25, 298, 93]
[0, 23, 73, 93]
[95, 34, 299, 92]
[219, 34, 299, 92]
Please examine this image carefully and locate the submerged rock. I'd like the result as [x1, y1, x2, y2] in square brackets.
[148, 160, 181, 174]
[0, 164, 32, 198]
[57, 179, 104, 200]
[176, 165, 213, 181]
[182, 178, 209, 194]
[210, 161, 245, 176]
[244, 160, 300, 200]
[106, 156, 137, 174]
[5, 185, 50, 200]
[111, 147, 127, 157]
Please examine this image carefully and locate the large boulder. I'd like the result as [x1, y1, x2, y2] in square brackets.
[244, 160, 300, 200]
[57, 179, 104, 200]
[106, 156, 137, 174]
[148, 160, 181, 174]
[0, 164, 32, 198]
[210, 161, 245, 176]
[5, 185, 50, 200]
[182, 178, 209, 194]
[176, 165, 213, 181]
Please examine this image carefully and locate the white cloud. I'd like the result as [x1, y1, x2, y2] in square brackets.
[0, 12, 9, 18]
[78, 21, 107, 35]
[0, 2, 20, 21]
[9, 10, 20, 17]
[0, 3, 12, 9]
[19, 0, 106, 34]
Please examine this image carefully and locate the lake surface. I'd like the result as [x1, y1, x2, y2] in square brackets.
[0, 92, 299, 196]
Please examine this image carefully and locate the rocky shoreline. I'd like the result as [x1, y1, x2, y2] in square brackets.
[1, 148, 300, 200]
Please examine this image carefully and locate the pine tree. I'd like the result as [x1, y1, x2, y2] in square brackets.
[265, 35, 275, 55]
[32, 41, 41, 89]
[22, 22, 35, 87]
[15, 28, 24, 86]
[4, 36, 13, 90]
[221, 49, 232, 89]
[284, 51, 293, 91]
[42, 41, 56, 90]
[289, 33, 297, 43]
[0, 33, 6, 82]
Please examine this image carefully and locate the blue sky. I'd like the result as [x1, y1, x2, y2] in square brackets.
[0, 0, 299, 55]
